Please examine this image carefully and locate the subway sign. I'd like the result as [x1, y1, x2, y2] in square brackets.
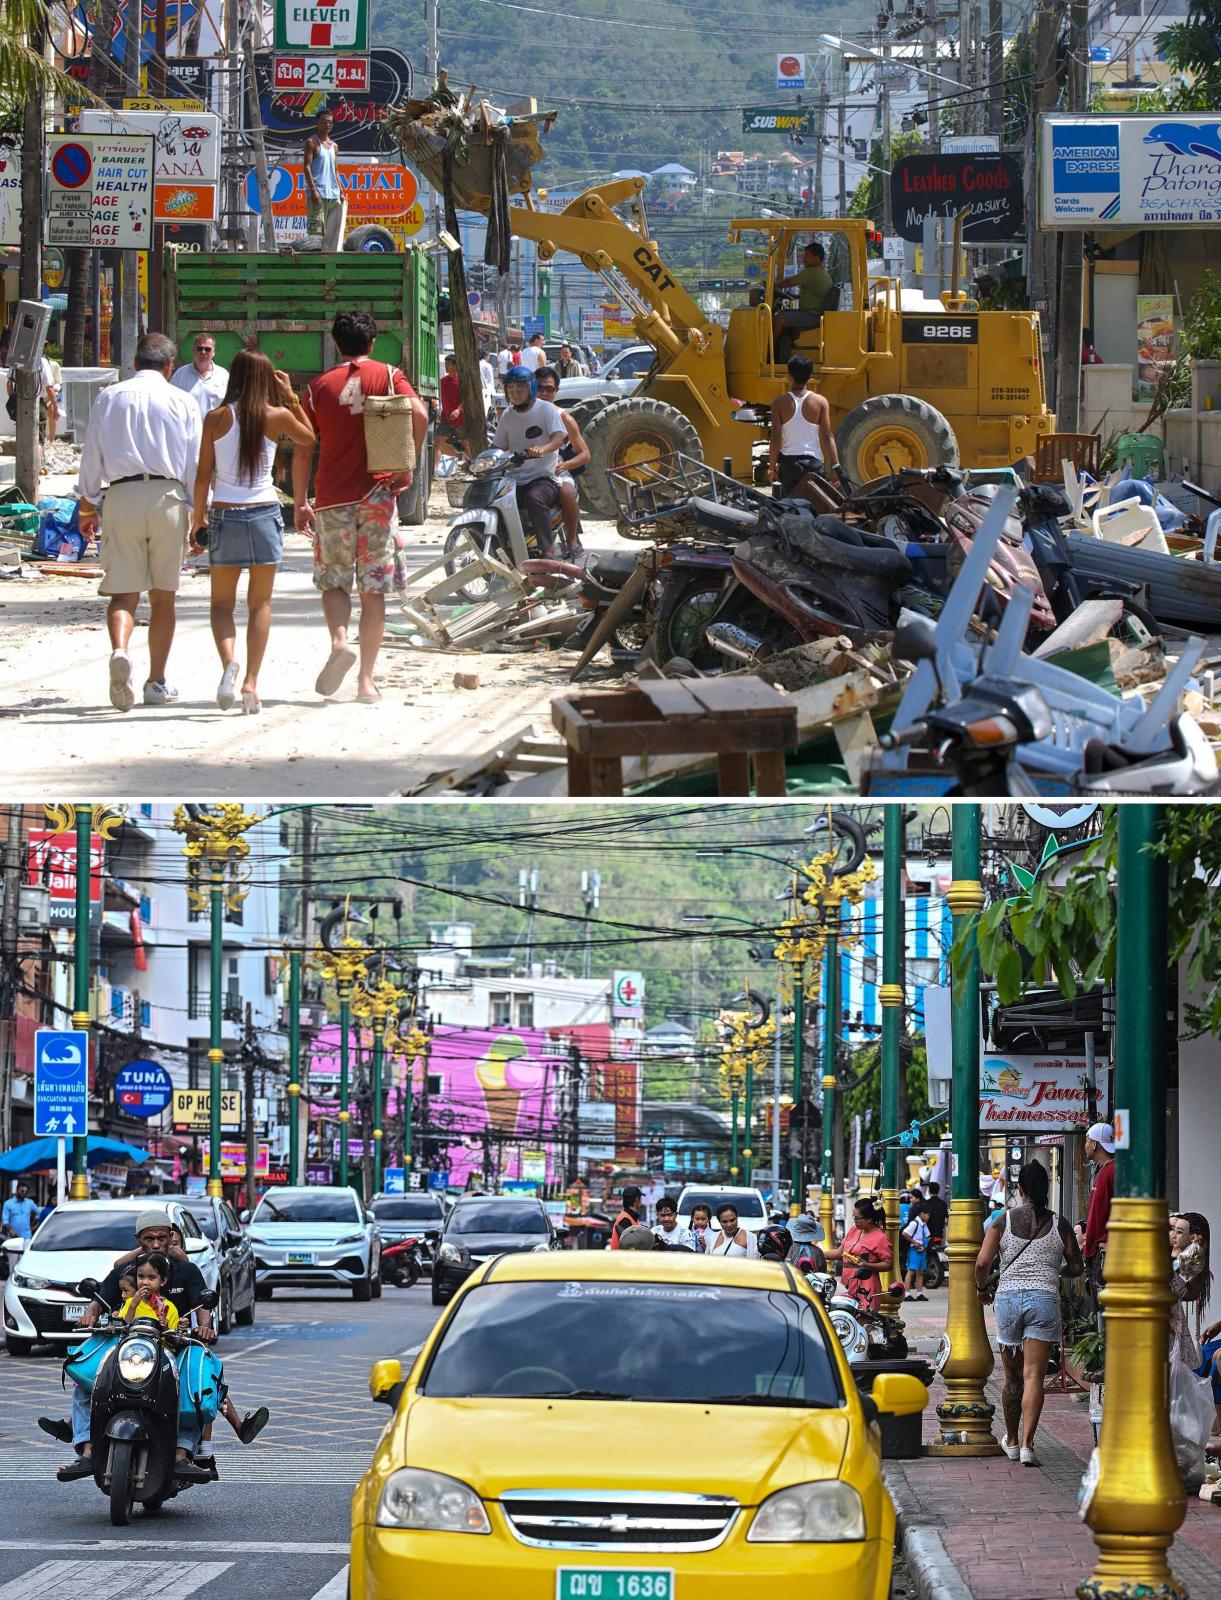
[742, 106, 815, 135]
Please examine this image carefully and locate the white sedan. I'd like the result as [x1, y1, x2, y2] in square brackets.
[2, 1198, 221, 1356]
[553, 344, 656, 404]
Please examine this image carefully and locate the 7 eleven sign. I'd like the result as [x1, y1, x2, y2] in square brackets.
[274, 0, 369, 51]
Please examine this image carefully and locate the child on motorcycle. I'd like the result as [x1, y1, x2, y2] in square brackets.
[120, 1252, 179, 1330]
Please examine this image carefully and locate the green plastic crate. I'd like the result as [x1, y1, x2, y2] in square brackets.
[1113, 432, 1165, 480]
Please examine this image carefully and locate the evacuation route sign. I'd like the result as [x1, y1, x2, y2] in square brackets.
[274, 0, 369, 52]
[47, 133, 155, 249]
[34, 1030, 89, 1138]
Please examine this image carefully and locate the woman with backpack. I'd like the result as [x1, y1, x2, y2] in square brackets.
[975, 1161, 1083, 1465]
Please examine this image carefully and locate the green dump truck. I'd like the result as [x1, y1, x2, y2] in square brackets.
[163, 249, 441, 523]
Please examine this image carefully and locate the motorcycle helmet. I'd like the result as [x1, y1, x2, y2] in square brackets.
[756, 1225, 793, 1262]
[503, 363, 537, 407]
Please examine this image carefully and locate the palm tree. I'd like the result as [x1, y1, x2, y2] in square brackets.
[0, 0, 95, 111]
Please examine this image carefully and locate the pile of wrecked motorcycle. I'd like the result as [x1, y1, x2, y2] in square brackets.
[397, 447, 1221, 798]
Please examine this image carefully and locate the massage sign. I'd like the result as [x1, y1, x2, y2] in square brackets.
[47, 133, 155, 248]
[889, 152, 1024, 244]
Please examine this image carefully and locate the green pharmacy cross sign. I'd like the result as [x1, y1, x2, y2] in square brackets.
[274, 0, 369, 52]
[742, 106, 816, 135]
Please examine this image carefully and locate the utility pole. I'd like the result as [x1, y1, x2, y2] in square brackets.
[925, 11, 939, 154]
[812, 88, 827, 216]
[987, 0, 1003, 138]
[425, 0, 441, 239]
[836, 101, 847, 219]
[519, 868, 539, 973]
[1029, 1, 1060, 365]
[243, 1002, 258, 1212]
[881, 44, 893, 236]
[16, 13, 46, 500]
[1055, 0, 1089, 430]
[580, 870, 600, 980]
[118, 0, 140, 371]
[243, 26, 278, 253]
[0, 805, 22, 1156]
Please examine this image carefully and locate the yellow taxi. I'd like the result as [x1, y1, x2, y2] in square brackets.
[350, 1249, 925, 1600]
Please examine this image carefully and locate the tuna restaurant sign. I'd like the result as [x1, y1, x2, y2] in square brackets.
[978, 1055, 1110, 1132]
[889, 152, 1024, 243]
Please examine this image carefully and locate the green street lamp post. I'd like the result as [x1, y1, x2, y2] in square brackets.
[1079, 806, 1184, 1600]
[878, 807, 905, 1308]
[819, 929, 839, 1247]
[286, 949, 302, 1186]
[173, 806, 262, 1200]
[929, 804, 1000, 1457]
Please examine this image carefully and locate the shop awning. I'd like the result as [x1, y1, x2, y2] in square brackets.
[0, 1136, 149, 1175]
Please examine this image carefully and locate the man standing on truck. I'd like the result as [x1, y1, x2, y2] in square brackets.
[171, 331, 229, 418]
[293, 311, 429, 704]
[304, 110, 345, 251]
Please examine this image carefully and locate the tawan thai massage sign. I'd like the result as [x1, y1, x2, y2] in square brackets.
[978, 1056, 1110, 1131]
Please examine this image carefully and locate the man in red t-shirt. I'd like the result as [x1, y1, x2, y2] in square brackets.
[293, 310, 429, 703]
[435, 352, 466, 474]
[1082, 1121, 1115, 1298]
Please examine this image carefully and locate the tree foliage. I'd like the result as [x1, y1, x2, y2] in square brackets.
[952, 808, 1221, 1039]
[1158, 3, 1221, 110]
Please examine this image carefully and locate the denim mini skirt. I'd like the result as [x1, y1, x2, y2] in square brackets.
[208, 502, 284, 568]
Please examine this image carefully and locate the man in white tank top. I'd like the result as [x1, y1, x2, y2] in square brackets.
[768, 354, 842, 499]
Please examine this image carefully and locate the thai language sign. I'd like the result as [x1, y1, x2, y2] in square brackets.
[979, 1056, 1110, 1132]
[47, 134, 155, 248]
[1039, 114, 1221, 228]
[80, 110, 220, 223]
[889, 153, 1024, 243]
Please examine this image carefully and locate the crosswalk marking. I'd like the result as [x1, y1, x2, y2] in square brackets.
[0, 1541, 349, 1554]
[0, 1561, 232, 1599]
[308, 1569, 350, 1600]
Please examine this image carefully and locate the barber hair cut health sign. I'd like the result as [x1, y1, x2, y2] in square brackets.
[274, 0, 368, 52]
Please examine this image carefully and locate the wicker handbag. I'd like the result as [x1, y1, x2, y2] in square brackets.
[362, 362, 416, 474]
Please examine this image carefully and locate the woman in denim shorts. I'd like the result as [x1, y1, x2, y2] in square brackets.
[191, 349, 314, 712]
[975, 1161, 1083, 1466]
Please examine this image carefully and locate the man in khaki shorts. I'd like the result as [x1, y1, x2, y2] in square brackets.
[293, 311, 427, 704]
[77, 333, 202, 711]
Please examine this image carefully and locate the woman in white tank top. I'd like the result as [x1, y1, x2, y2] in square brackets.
[191, 349, 314, 713]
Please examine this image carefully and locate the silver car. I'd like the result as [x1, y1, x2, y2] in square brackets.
[245, 1186, 382, 1302]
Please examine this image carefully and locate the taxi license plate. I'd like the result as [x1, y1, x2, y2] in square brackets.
[62, 1301, 88, 1321]
[286, 1251, 315, 1265]
[556, 1572, 674, 1599]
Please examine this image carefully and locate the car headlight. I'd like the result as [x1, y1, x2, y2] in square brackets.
[12, 1272, 51, 1290]
[748, 1482, 866, 1543]
[334, 1233, 366, 1246]
[375, 1468, 490, 1533]
[117, 1338, 159, 1385]
[438, 1243, 461, 1263]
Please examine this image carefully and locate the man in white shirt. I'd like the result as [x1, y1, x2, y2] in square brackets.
[652, 1197, 695, 1251]
[478, 350, 497, 412]
[497, 341, 521, 380]
[77, 332, 202, 713]
[170, 331, 229, 417]
[519, 332, 547, 372]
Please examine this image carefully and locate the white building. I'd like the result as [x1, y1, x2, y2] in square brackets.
[416, 921, 612, 1032]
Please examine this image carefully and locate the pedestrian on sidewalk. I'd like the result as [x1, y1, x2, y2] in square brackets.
[975, 1160, 1083, 1466]
[902, 1203, 931, 1301]
[824, 1198, 892, 1310]
[191, 349, 314, 714]
[77, 331, 202, 713]
[1082, 1122, 1116, 1306]
[293, 311, 428, 704]
[1169, 1211, 1211, 1368]
[171, 332, 229, 419]
[435, 353, 467, 473]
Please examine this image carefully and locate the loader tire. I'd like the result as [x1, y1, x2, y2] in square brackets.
[836, 394, 959, 484]
[582, 397, 702, 521]
[566, 396, 614, 434]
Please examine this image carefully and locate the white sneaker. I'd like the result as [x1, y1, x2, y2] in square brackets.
[1020, 1445, 1040, 1467]
[217, 661, 240, 710]
[1001, 1437, 1019, 1461]
[108, 650, 135, 713]
[143, 679, 179, 706]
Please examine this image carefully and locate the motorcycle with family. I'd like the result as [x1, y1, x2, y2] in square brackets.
[35, 1209, 269, 1524]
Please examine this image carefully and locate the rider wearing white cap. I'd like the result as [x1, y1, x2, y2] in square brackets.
[1083, 1122, 1116, 1282]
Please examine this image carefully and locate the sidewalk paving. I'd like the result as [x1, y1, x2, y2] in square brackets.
[889, 1291, 1221, 1600]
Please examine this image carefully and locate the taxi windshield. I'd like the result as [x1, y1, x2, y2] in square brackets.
[421, 1280, 841, 1406]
